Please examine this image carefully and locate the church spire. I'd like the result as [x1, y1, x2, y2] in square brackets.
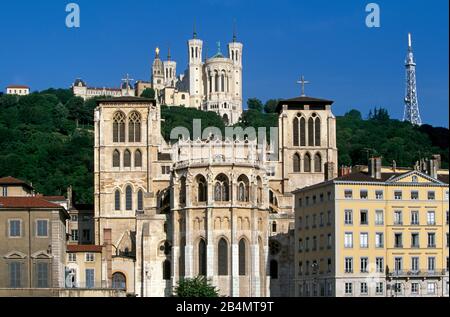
[232, 19, 237, 42]
[167, 46, 171, 61]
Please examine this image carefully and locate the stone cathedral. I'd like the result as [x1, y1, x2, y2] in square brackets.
[93, 93, 338, 297]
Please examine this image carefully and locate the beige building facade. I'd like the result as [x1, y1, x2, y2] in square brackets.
[0, 177, 69, 290]
[294, 158, 449, 297]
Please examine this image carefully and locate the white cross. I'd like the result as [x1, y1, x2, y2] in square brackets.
[297, 75, 310, 97]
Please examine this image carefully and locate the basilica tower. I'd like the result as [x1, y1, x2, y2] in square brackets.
[187, 28, 204, 109]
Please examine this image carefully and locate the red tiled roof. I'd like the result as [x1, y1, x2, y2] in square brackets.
[7, 85, 29, 89]
[67, 245, 103, 253]
[0, 176, 31, 186]
[0, 197, 61, 209]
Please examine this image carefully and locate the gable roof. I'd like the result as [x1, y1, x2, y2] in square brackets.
[0, 176, 33, 189]
[0, 197, 61, 209]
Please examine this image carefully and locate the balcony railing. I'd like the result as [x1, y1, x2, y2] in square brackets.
[390, 269, 447, 277]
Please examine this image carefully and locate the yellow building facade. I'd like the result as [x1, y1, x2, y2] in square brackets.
[294, 159, 449, 297]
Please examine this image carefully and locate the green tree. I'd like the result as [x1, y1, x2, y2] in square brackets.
[174, 277, 219, 297]
[141, 88, 156, 99]
[264, 99, 281, 113]
[247, 98, 263, 112]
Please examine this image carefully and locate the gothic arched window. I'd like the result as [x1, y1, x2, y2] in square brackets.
[196, 175, 207, 202]
[124, 150, 131, 167]
[113, 112, 126, 143]
[125, 186, 132, 210]
[198, 239, 207, 276]
[114, 190, 121, 211]
[308, 117, 314, 146]
[134, 150, 142, 167]
[238, 239, 247, 276]
[315, 117, 321, 146]
[300, 117, 306, 146]
[137, 189, 143, 211]
[218, 238, 228, 276]
[237, 175, 249, 202]
[221, 73, 225, 92]
[113, 150, 120, 167]
[304, 153, 311, 173]
[293, 117, 299, 146]
[293, 153, 301, 172]
[163, 260, 171, 280]
[270, 260, 279, 279]
[314, 153, 322, 173]
[179, 177, 186, 205]
[214, 174, 229, 202]
[128, 112, 141, 143]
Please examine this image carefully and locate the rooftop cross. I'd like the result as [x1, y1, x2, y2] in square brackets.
[121, 74, 135, 95]
[297, 75, 310, 97]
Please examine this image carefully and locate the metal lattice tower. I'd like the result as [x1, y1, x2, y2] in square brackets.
[403, 33, 422, 126]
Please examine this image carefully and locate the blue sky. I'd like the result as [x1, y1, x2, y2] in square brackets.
[0, 0, 448, 127]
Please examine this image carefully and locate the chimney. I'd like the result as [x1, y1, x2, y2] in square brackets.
[103, 228, 113, 288]
[432, 154, 441, 170]
[392, 160, 397, 172]
[369, 157, 382, 179]
[325, 162, 336, 181]
[340, 165, 352, 177]
[427, 158, 438, 179]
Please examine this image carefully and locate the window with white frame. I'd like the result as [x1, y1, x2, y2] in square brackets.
[375, 233, 384, 248]
[360, 282, 368, 295]
[345, 283, 353, 295]
[375, 190, 383, 200]
[85, 253, 95, 262]
[394, 257, 403, 272]
[411, 257, 419, 273]
[344, 190, 352, 199]
[427, 191, 435, 200]
[71, 230, 78, 241]
[375, 210, 384, 225]
[376, 282, 384, 295]
[394, 210, 403, 225]
[411, 210, 419, 225]
[410, 191, 419, 200]
[345, 257, 353, 273]
[68, 253, 77, 262]
[344, 210, 353, 225]
[360, 190, 368, 200]
[394, 191, 402, 200]
[360, 233, 369, 248]
[376, 257, 384, 273]
[411, 282, 419, 294]
[428, 233, 436, 248]
[428, 257, 436, 272]
[427, 211, 436, 225]
[360, 257, 369, 273]
[344, 232, 353, 248]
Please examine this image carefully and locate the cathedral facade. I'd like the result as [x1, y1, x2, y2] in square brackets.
[93, 92, 338, 297]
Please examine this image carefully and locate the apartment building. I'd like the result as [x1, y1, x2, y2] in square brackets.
[293, 158, 449, 297]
